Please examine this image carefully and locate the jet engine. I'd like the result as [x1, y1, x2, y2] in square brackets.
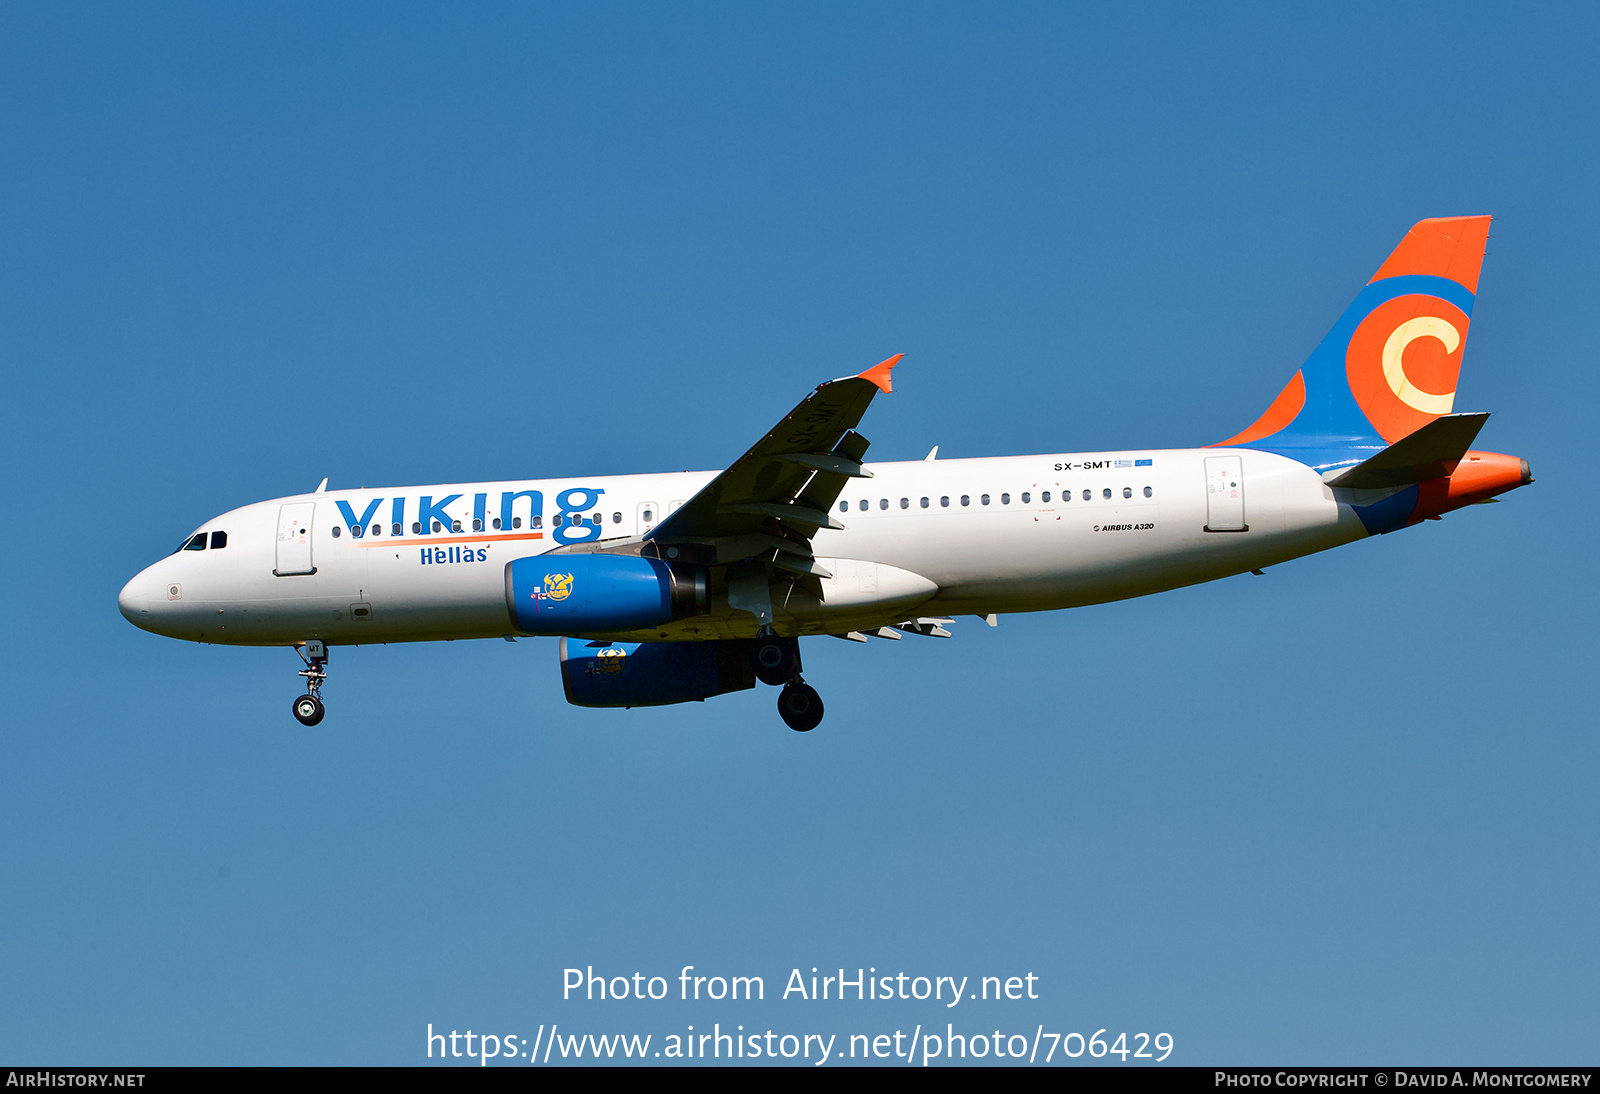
[559, 637, 756, 707]
[505, 554, 706, 634]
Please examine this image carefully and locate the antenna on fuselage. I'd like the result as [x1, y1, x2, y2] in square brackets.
[314, 477, 328, 493]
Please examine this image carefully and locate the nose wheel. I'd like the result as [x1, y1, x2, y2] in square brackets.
[292, 640, 329, 726]
[293, 693, 325, 726]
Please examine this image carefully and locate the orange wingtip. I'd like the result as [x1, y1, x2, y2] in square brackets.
[858, 353, 903, 394]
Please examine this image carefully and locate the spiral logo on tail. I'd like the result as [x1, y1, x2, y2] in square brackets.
[1346, 294, 1470, 443]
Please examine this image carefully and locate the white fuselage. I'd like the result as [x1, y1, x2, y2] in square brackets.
[117, 447, 1368, 647]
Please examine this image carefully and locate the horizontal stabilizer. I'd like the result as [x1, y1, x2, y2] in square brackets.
[1323, 413, 1490, 489]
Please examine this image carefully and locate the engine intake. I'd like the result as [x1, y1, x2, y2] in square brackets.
[505, 554, 706, 635]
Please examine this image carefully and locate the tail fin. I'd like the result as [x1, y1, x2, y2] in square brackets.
[1215, 216, 1492, 464]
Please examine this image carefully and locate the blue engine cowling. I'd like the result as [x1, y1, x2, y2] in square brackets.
[505, 554, 706, 635]
[560, 638, 757, 707]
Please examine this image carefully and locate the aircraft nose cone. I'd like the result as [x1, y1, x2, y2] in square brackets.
[118, 572, 152, 627]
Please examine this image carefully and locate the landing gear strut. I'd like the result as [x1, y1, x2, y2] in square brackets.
[292, 640, 328, 726]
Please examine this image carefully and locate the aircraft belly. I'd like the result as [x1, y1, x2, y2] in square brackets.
[192, 538, 515, 644]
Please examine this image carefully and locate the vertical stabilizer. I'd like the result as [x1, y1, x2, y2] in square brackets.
[1215, 216, 1492, 468]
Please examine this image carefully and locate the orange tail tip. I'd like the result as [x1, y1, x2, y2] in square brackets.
[1410, 451, 1532, 523]
[1368, 216, 1493, 293]
[857, 354, 902, 394]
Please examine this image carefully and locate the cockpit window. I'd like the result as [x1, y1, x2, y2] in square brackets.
[183, 533, 207, 551]
[210, 531, 227, 549]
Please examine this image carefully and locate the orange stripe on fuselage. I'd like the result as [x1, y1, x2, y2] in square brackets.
[354, 532, 547, 548]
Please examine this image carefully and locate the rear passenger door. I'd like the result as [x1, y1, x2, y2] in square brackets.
[1203, 456, 1247, 532]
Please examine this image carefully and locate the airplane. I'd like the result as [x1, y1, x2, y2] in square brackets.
[118, 216, 1531, 732]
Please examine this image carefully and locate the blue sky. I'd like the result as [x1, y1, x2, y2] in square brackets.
[2, 2, 1596, 1065]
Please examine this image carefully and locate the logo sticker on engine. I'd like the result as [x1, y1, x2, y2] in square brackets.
[541, 573, 575, 602]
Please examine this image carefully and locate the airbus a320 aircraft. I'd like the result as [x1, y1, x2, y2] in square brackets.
[119, 217, 1530, 731]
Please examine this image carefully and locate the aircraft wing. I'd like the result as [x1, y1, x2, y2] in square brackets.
[646, 355, 901, 549]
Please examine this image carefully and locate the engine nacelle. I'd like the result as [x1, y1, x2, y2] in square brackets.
[559, 637, 756, 707]
[505, 554, 706, 635]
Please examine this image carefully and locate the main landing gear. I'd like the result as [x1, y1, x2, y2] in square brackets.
[777, 678, 824, 732]
[756, 629, 823, 732]
[292, 640, 328, 726]
[753, 631, 797, 686]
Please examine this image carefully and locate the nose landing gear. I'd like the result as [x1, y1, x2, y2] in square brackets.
[292, 640, 328, 726]
[293, 693, 325, 726]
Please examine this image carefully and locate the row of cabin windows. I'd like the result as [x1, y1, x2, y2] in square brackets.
[331, 511, 631, 538]
[176, 531, 228, 552]
[839, 486, 1154, 513]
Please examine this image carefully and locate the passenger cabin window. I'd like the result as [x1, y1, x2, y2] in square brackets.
[1042, 491, 1051, 502]
[1001, 493, 1010, 504]
[332, 526, 341, 538]
[879, 498, 888, 510]
[210, 531, 227, 549]
[1123, 487, 1132, 499]
[1102, 488, 1112, 500]
[473, 519, 483, 531]
[412, 522, 422, 534]
[900, 498, 909, 509]
[1082, 489, 1091, 501]
[859, 500, 868, 512]
[1144, 486, 1153, 498]
[452, 521, 463, 532]
[612, 512, 622, 524]
[392, 523, 401, 536]
[981, 494, 990, 505]
[960, 495, 970, 506]
[370, 524, 381, 536]
[493, 518, 501, 530]
[642, 510, 653, 522]
[941, 496, 950, 507]
[183, 533, 207, 551]
[512, 517, 522, 529]
[1021, 493, 1030, 504]
[839, 501, 848, 513]
[920, 497, 929, 508]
